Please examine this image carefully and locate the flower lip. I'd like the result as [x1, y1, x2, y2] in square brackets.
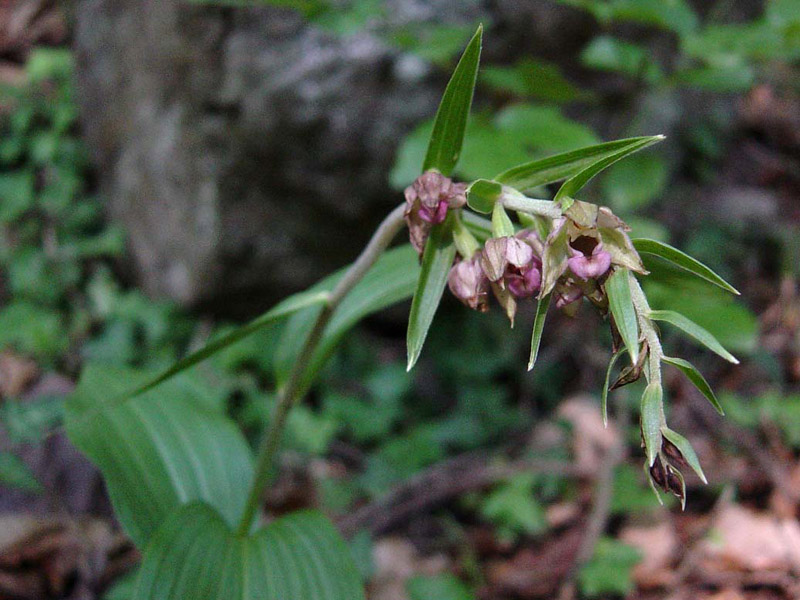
[567, 237, 612, 281]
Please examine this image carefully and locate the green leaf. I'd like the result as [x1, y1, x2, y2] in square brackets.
[0, 302, 67, 360]
[0, 452, 42, 493]
[275, 246, 420, 394]
[610, 464, 670, 514]
[466, 178, 502, 213]
[610, 0, 699, 35]
[480, 474, 547, 537]
[602, 348, 627, 427]
[554, 135, 664, 204]
[660, 426, 707, 484]
[640, 382, 663, 467]
[528, 293, 551, 371]
[119, 288, 329, 402]
[581, 36, 662, 82]
[495, 136, 662, 192]
[494, 104, 600, 152]
[633, 238, 739, 295]
[390, 23, 478, 66]
[407, 223, 457, 370]
[133, 503, 364, 600]
[605, 269, 639, 364]
[661, 355, 724, 415]
[407, 574, 475, 600]
[674, 65, 755, 93]
[0, 395, 64, 444]
[481, 57, 589, 103]
[422, 25, 483, 175]
[65, 365, 254, 548]
[0, 170, 35, 222]
[578, 537, 642, 598]
[648, 309, 739, 364]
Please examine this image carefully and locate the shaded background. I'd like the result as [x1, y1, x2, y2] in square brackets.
[2, 0, 800, 599]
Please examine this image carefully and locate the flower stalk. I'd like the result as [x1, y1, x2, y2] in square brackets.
[235, 203, 408, 536]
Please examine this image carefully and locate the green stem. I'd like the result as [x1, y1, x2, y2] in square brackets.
[235, 203, 408, 536]
[500, 189, 561, 219]
[628, 273, 667, 425]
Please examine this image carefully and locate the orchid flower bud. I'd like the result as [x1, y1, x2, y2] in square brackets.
[404, 171, 467, 255]
[507, 265, 541, 298]
[554, 281, 583, 309]
[447, 256, 489, 312]
[481, 232, 542, 306]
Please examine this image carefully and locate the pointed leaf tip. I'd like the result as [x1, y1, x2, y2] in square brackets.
[422, 24, 482, 176]
[528, 294, 551, 371]
[648, 310, 739, 364]
[661, 426, 708, 484]
[661, 355, 724, 415]
[406, 222, 457, 371]
[632, 238, 740, 295]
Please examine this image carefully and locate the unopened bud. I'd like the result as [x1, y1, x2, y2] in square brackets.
[404, 172, 467, 254]
[448, 257, 489, 312]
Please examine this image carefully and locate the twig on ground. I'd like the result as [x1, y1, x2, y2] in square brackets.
[690, 402, 800, 504]
[665, 485, 734, 600]
[555, 420, 625, 600]
[338, 452, 587, 537]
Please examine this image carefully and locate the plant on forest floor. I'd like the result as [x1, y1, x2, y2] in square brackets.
[62, 26, 741, 599]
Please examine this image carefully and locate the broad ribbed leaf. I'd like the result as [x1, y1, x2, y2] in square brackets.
[65, 365, 254, 548]
[648, 309, 739, 364]
[120, 289, 330, 402]
[602, 348, 626, 427]
[407, 223, 457, 370]
[275, 246, 420, 394]
[407, 574, 475, 600]
[494, 136, 662, 192]
[133, 503, 364, 600]
[605, 269, 639, 364]
[422, 25, 482, 175]
[661, 356, 724, 415]
[554, 136, 664, 205]
[527, 294, 551, 371]
[633, 238, 739, 295]
[660, 427, 707, 484]
[466, 179, 502, 213]
[640, 382, 663, 467]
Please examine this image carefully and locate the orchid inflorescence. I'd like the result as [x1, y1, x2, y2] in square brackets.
[403, 168, 739, 507]
[399, 25, 744, 508]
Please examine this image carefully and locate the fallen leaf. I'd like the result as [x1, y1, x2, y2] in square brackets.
[0, 351, 39, 398]
[619, 521, 678, 588]
[700, 504, 800, 574]
[371, 537, 449, 600]
[558, 395, 619, 473]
